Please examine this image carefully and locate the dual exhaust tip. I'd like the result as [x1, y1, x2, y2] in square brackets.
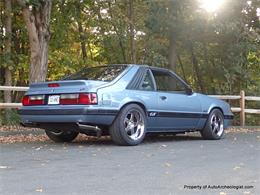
[76, 123, 102, 137]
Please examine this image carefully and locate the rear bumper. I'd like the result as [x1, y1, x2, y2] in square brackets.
[18, 108, 118, 126]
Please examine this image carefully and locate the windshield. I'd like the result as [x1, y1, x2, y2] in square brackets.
[64, 65, 128, 82]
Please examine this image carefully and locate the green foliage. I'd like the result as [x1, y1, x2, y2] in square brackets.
[1, 0, 260, 125]
[0, 109, 21, 125]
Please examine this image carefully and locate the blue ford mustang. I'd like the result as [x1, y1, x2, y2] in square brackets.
[19, 64, 233, 145]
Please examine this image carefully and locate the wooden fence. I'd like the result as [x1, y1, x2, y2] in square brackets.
[0, 86, 29, 109]
[210, 91, 260, 126]
[0, 86, 259, 126]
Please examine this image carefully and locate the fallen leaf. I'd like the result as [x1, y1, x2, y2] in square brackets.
[146, 154, 153, 158]
[220, 192, 227, 195]
[233, 166, 241, 170]
[0, 166, 10, 169]
[164, 162, 172, 167]
[35, 188, 43, 192]
[161, 144, 167, 148]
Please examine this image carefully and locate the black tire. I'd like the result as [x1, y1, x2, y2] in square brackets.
[200, 109, 224, 140]
[45, 130, 79, 143]
[109, 104, 147, 146]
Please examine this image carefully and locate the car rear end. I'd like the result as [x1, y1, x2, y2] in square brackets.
[18, 65, 130, 135]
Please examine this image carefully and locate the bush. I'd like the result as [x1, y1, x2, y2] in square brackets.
[0, 109, 21, 125]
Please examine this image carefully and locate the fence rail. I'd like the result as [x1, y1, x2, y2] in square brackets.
[209, 90, 259, 126]
[0, 86, 259, 126]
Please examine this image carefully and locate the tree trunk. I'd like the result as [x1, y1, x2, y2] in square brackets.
[18, 0, 52, 83]
[189, 42, 204, 92]
[177, 54, 187, 81]
[107, 2, 127, 63]
[4, 0, 12, 121]
[76, 2, 87, 61]
[168, 32, 177, 71]
[203, 42, 215, 94]
[128, 0, 136, 63]
[78, 21, 87, 60]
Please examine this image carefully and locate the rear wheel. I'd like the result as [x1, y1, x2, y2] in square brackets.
[109, 104, 146, 146]
[45, 130, 79, 143]
[200, 109, 224, 140]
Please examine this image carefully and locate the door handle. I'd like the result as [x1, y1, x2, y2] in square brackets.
[160, 96, 167, 100]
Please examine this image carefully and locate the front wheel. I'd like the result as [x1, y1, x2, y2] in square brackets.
[109, 104, 147, 146]
[45, 130, 79, 143]
[200, 109, 224, 140]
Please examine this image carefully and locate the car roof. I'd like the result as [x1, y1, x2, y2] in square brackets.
[91, 64, 173, 75]
[91, 64, 170, 72]
[111, 64, 171, 72]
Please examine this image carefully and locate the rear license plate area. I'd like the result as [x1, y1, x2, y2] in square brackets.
[48, 95, 60, 105]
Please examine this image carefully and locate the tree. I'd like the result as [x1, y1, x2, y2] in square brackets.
[4, 0, 12, 100]
[128, 0, 136, 63]
[16, 0, 52, 83]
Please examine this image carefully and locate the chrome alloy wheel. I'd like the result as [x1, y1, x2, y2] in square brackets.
[123, 109, 145, 141]
[210, 114, 224, 136]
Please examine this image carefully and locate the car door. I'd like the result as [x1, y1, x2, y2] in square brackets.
[150, 68, 202, 130]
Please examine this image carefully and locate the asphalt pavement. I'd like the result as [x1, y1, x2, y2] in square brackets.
[0, 131, 259, 195]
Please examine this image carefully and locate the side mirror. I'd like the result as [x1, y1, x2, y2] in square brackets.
[186, 87, 193, 95]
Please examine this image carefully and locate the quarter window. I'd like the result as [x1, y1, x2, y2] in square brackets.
[139, 70, 155, 91]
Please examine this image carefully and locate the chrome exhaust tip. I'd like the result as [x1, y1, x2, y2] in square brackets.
[77, 122, 102, 137]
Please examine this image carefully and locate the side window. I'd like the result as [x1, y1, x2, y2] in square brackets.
[152, 70, 186, 92]
[139, 70, 155, 91]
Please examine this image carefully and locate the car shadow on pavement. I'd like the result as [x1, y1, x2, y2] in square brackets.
[63, 132, 204, 146]
[144, 132, 203, 143]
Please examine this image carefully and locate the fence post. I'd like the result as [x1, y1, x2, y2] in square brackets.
[240, 90, 245, 126]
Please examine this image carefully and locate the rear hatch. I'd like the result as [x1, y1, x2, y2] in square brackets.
[27, 80, 106, 95]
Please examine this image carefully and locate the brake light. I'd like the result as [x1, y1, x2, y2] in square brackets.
[22, 96, 30, 106]
[60, 93, 97, 105]
[48, 83, 60, 87]
[79, 93, 97, 104]
[22, 95, 45, 106]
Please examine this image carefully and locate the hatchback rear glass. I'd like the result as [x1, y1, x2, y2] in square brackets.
[64, 65, 128, 82]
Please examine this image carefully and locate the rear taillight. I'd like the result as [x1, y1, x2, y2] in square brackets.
[60, 94, 79, 105]
[79, 93, 97, 104]
[22, 95, 45, 106]
[60, 93, 97, 105]
[22, 93, 97, 106]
